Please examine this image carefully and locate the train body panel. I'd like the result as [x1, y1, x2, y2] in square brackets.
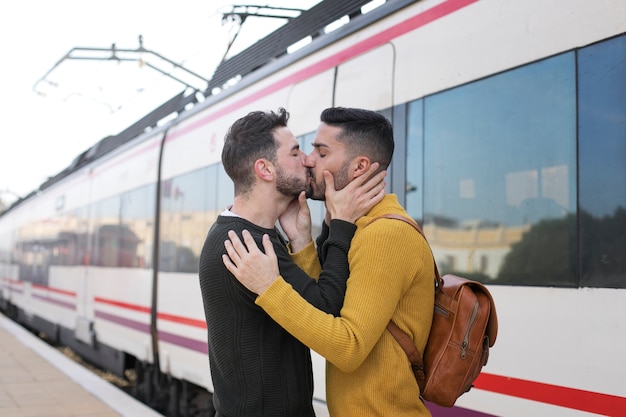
[1, 0, 625, 416]
[36, 266, 84, 331]
[88, 267, 155, 363]
[88, 132, 163, 203]
[469, 287, 626, 400]
[285, 69, 335, 135]
[156, 272, 211, 390]
[162, 116, 223, 183]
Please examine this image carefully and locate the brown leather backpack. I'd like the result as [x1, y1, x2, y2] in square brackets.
[368, 214, 498, 407]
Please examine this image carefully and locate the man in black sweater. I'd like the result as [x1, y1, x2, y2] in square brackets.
[198, 108, 385, 416]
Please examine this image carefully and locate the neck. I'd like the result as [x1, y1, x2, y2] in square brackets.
[229, 187, 291, 229]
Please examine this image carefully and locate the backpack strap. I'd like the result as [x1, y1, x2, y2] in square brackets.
[366, 214, 443, 285]
[387, 320, 426, 388]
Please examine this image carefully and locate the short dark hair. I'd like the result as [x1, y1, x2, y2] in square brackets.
[222, 108, 290, 195]
[320, 107, 394, 169]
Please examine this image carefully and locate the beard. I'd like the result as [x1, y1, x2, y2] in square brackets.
[275, 166, 311, 198]
[307, 163, 351, 201]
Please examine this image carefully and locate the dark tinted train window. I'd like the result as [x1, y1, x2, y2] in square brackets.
[91, 185, 155, 268]
[52, 207, 89, 266]
[216, 166, 234, 214]
[405, 99, 424, 224]
[578, 35, 626, 288]
[160, 168, 208, 273]
[91, 195, 122, 267]
[423, 53, 577, 287]
[120, 185, 156, 268]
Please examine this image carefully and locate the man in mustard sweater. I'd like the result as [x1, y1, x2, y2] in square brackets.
[199, 108, 388, 416]
[223, 107, 435, 416]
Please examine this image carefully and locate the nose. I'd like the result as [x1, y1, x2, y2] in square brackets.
[304, 153, 315, 168]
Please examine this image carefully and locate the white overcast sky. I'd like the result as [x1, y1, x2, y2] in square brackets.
[0, 0, 320, 203]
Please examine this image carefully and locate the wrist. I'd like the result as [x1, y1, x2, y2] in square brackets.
[329, 212, 357, 224]
[289, 236, 313, 253]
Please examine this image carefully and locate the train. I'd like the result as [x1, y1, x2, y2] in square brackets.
[1, 0, 625, 416]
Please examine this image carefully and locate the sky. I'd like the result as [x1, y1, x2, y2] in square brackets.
[0, 0, 320, 205]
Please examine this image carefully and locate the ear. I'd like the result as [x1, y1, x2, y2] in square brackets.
[352, 156, 371, 178]
[254, 159, 274, 182]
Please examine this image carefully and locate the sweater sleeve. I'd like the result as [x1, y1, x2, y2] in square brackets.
[315, 220, 330, 261]
[290, 219, 355, 278]
[274, 219, 356, 316]
[289, 240, 321, 278]
[257, 219, 432, 372]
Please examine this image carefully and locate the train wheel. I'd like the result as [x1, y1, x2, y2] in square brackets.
[167, 377, 182, 417]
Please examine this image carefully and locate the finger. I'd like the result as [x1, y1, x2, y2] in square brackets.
[227, 230, 247, 255]
[298, 191, 310, 213]
[365, 172, 387, 194]
[366, 161, 380, 174]
[261, 234, 276, 260]
[371, 184, 387, 204]
[241, 229, 260, 253]
[298, 191, 307, 205]
[353, 162, 380, 186]
[323, 171, 335, 194]
[223, 239, 241, 266]
[222, 253, 238, 276]
[360, 169, 387, 193]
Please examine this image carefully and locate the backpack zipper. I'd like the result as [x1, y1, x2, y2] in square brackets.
[434, 304, 448, 317]
[461, 301, 479, 359]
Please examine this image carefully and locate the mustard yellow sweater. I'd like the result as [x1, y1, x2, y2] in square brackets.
[257, 195, 435, 417]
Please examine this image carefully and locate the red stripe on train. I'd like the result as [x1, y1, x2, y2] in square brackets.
[475, 373, 626, 416]
[95, 296, 205, 328]
[32, 284, 76, 297]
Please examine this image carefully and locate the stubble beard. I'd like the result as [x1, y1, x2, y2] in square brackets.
[275, 166, 310, 198]
[307, 164, 351, 201]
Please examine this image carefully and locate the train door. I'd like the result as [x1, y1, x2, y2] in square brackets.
[75, 171, 95, 346]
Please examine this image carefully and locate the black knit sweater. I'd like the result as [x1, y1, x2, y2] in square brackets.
[198, 215, 355, 416]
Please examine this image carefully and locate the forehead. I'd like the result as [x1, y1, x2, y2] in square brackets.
[274, 126, 298, 149]
[312, 123, 344, 149]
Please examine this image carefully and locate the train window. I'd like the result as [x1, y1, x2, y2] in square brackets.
[52, 207, 88, 267]
[0, 223, 11, 264]
[422, 52, 577, 287]
[405, 99, 424, 225]
[90, 195, 122, 267]
[578, 34, 626, 288]
[160, 167, 208, 273]
[91, 185, 155, 269]
[216, 165, 234, 216]
[120, 185, 155, 269]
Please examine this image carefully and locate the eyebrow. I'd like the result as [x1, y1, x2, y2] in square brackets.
[311, 142, 329, 149]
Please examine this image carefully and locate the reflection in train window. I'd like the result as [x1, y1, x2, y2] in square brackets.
[160, 167, 208, 273]
[91, 184, 155, 268]
[410, 52, 577, 287]
[578, 34, 626, 288]
[405, 100, 424, 224]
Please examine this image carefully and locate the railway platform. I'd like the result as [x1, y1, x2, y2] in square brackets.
[0, 313, 164, 417]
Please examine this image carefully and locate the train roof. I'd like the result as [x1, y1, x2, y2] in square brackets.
[206, 0, 375, 92]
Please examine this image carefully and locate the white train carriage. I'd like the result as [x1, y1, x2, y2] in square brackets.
[1, 0, 625, 416]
